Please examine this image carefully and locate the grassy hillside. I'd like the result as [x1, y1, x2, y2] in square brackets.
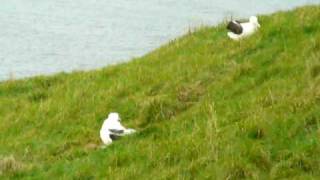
[1, 5, 320, 179]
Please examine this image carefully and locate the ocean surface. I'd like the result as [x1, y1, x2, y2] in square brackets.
[0, 0, 319, 81]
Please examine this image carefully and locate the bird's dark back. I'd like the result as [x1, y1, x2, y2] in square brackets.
[110, 134, 121, 141]
[227, 21, 243, 34]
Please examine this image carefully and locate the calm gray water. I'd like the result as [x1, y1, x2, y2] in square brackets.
[0, 0, 319, 81]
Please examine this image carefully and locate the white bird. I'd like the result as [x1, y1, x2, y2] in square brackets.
[227, 16, 260, 40]
[100, 112, 136, 146]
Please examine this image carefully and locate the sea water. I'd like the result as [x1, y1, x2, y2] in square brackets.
[0, 0, 319, 81]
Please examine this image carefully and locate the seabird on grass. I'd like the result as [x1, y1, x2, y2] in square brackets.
[227, 16, 260, 40]
[100, 112, 136, 146]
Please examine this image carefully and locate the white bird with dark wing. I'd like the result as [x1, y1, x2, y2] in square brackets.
[100, 112, 136, 146]
[227, 16, 260, 40]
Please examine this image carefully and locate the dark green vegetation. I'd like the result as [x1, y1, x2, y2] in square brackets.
[1, 5, 320, 179]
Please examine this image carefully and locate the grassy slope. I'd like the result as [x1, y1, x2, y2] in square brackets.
[1, 5, 320, 179]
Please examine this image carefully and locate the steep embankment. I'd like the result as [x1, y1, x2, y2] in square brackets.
[0, 5, 320, 179]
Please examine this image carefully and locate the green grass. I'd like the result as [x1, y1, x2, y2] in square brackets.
[1, 5, 320, 179]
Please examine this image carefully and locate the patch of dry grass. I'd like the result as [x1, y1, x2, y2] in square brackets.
[0, 156, 25, 176]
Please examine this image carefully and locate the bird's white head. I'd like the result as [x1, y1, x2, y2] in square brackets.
[108, 112, 121, 122]
[250, 16, 260, 28]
